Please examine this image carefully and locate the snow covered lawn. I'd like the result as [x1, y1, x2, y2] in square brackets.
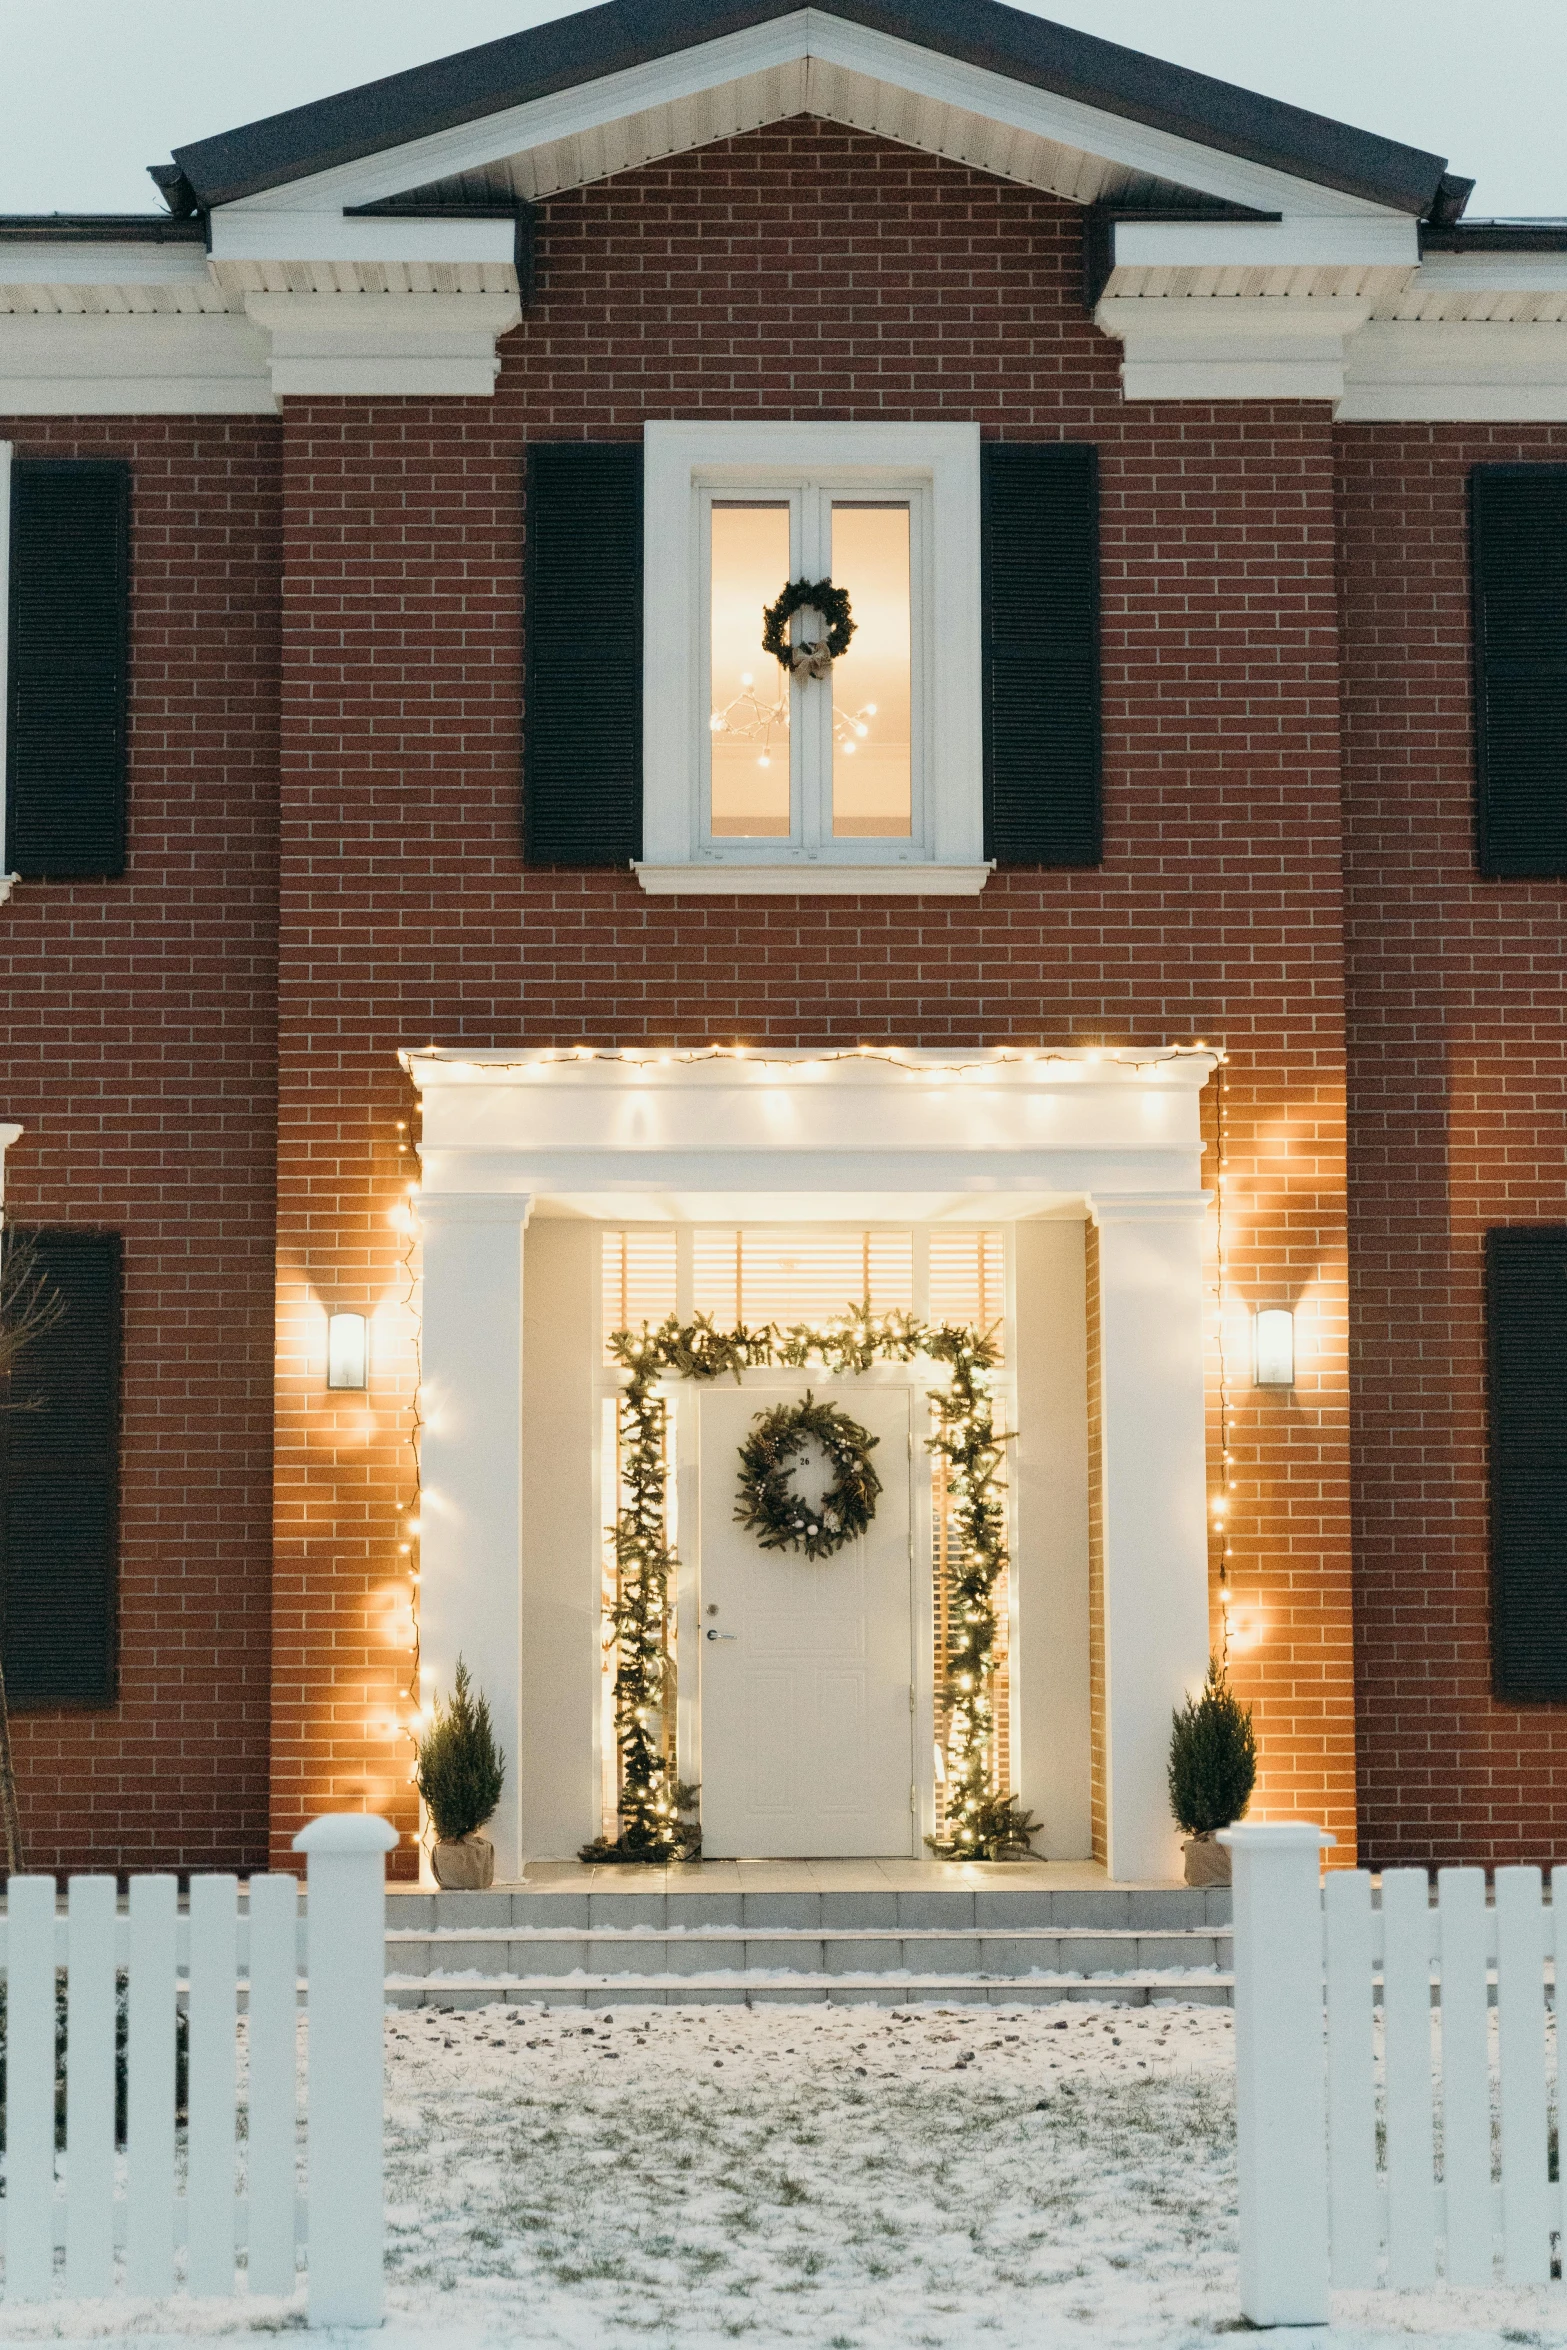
[5, 1997, 1566, 2347]
[384, 1997, 1237, 2345]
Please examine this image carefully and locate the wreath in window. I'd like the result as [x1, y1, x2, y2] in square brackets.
[762, 577, 855, 679]
[734, 1389, 882, 1560]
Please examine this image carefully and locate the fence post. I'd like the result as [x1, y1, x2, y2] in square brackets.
[293, 1813, 398, 2329]
[1221, 1822, 1335, 2327]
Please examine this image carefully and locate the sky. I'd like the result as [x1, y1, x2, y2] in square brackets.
[0, 0, 1561, 220]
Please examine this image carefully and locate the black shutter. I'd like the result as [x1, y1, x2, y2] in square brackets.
[6, 459, 130, 879]
[1471, 463, 1567, 877]
[1486, 1226, 1567, 1702]
[982, 441, 1102, 866]
[523, 442, 642, 865]
[0, 1231, 121, 1707]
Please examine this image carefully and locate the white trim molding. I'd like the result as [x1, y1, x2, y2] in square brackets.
[0, 312, 274, 415]
[218, 11, 1398, 224]
[634, 861, 993, 895]
[1096, 292, 1378, 406]
[0, 439, 10, 903]
[244, 290, 521, 399]
[639, 419, 983, 891]
[1339, 321, 1567, 422]
[0, 1122, 21, 1217]
[403, 1042, 1218, 1225]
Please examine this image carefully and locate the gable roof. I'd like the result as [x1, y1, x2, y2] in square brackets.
[168, 0, 1461, 220]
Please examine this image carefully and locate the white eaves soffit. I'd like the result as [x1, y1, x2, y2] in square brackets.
[1093, 222, 1567, 413]
[402, 1044, 1218, 1225]
[207, 12, 1406, 225]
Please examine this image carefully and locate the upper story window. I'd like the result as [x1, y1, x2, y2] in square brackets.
[521, 430, 1102, 887]
[639, 421, 987, 894]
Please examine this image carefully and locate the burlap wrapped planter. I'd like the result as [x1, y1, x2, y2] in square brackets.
[431, 1833, 496, 1890]
[1182, 1834, 1232, 1888]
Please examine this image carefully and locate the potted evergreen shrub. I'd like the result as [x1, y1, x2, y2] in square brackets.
[415, 1657, 506, 1890]
[1168, 1657, 1257, 1887]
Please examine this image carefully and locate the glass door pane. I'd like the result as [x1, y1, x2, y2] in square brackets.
[830, 504, 911, 838]
[709, 504, 792, 838]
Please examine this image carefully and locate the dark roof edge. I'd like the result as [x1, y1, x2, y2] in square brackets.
[1424, 221, 1567, 254]
[169, 0, 1454, 218]
[0, 214, 208, 243]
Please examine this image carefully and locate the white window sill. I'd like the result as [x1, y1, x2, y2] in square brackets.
[0, 875, 17, 906]
[633, 863, 994, 897]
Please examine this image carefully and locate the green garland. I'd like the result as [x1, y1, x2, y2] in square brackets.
[581, 1306, 1041, 1864]
[735, 1389, 882, 1560]
[761, 577, 855, 670]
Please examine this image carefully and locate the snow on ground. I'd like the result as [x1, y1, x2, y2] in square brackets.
[5, 1997, 1567, 2349]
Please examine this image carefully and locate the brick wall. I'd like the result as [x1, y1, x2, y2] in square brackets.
[0, 415, 281, 1873]
[1339, 422, 1567, 1867]
[269, 120, 1356, 1871]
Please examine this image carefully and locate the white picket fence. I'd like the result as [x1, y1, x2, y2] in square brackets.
[1226, 1820, 1562, 2325]
[0, 1811, 395, 2325]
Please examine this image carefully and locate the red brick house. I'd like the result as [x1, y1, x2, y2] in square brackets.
[2, 0, 1566, 1884]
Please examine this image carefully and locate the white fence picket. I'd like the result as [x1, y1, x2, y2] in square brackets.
[1381, 1868, 1437, 2287]
[4, 1876, 60, 2301]
[245, 1874, 299, 2297]
[186, 1875, 239, 2296]
[1434, 1867, 1493, 2287]
[125, 1875, 178, 2297]
[2, 1821, 387, 2319]
[64, 1876, 117, 2298]
[1495, 1866, 1550, 2285]
[1235, 1828, 1566, 2326]
[1324, 1868, 1379, 2286]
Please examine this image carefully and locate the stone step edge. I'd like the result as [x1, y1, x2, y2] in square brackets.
[386, 1924, 1229, 1944]
[388, 1969, 1233, 1993]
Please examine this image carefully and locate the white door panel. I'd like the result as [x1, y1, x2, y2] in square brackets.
[699, 1381, 914, 1857]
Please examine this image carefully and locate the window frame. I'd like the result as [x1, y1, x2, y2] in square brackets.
[641, 421, 987, 894]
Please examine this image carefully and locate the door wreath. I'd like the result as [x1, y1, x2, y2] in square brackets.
[734, 1388, 881, 1559]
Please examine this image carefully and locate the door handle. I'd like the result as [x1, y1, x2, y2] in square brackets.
[705, 1628, 738, 1642]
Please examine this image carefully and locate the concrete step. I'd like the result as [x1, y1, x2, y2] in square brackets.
[386, 1887, 1232, 1931]
[383, 1885, 1234, 2008]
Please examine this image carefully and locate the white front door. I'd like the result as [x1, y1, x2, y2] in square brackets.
[697, 1380, 915, 1857]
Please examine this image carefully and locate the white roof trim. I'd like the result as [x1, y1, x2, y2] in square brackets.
[208, 213, 516, 268]
[213, 9, 1400, 223]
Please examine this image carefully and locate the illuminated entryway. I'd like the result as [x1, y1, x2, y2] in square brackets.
[406, 1044, 1216, 1884]
[595, 1227, 1009, 1860]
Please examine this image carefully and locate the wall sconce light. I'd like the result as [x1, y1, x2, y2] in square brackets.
[327, 1311, 369, 1391]
[1253, 1307, 1295, 1388]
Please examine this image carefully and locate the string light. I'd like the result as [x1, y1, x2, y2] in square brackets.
[1213, 1048, 1234, 1664]
[400, 1041, 1219, 1079]
[397, 1115, 425, 1840]
[708, 670, 879, 765]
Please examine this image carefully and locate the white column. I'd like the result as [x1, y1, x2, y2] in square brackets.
[520, 1219, 602, 1856]
[1090, 1191, 1211, 1882]
[417, 1191, 531, 1882]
